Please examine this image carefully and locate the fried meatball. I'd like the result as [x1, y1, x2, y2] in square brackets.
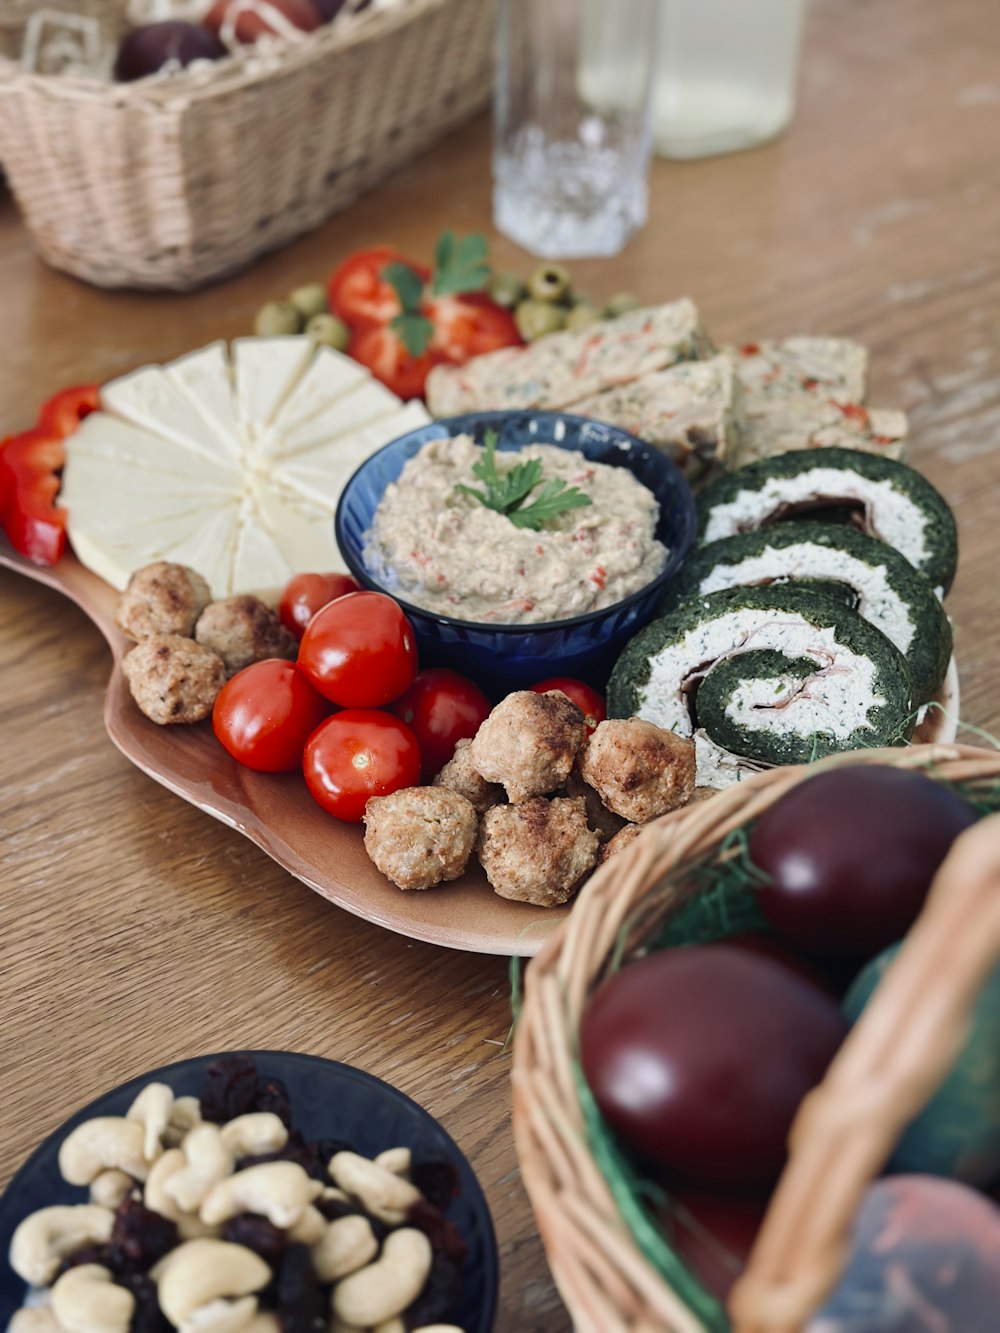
[477, 796, 599, 907]
[364, 787, 478, 891]
[469, 690, 587, 803]
[115, 561, 212, 641]
[578, 717, 696, 822]
[597, 822, 643, 866]
[433, 739, 505, 814]
[194, 595, 297, 677]
[563, 764, 627, 844]
[122, 634, 226, 725]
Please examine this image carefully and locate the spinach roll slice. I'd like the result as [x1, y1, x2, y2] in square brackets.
[697, 447, 958, 594]
[662, 522, 951, 702]
[608, 585, 915, 786]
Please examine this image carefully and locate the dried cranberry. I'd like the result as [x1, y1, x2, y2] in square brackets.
[57, 1242, 112, 1275]
[404, 1251, 463, 1328]
[238, 1129, 330, 1184]
[410, 1159, 459, 1211]
[222, 1212, 287, 1263]
[200, 1054, 258, 1122]
[253, 1076, 292, 1127]
[118, 1271, 171, 1332]
[275, 1242, 326, 1331]
[110, 1198, 178, 1272]
[316, 1194, 360, 1222]
[405, 1197, 467, 1263]
[313, 1137, 352, 1162]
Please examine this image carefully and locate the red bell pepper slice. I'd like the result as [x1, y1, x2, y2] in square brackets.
[0, 382, 99, 565]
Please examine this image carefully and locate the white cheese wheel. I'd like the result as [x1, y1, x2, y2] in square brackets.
[59, 338, 430, 598]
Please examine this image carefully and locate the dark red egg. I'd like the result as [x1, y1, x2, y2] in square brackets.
[579, 944, 848, 1189]
[749, 766, 977, 959]
[204, 0, 321, 44]
[113, 21, 227, 81]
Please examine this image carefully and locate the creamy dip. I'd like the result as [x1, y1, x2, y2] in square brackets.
[364, 434, 668, 624]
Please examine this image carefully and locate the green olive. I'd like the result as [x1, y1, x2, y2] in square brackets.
[515, 299, 567, 341]
[528, 264, 572, 304]
[254, 301, 304, 336]
[604, 291, 640, 319]
[487, 270, 528, 310]
[305, 312, 351, 352]
[288, 282, 328, 320]
[565, 302, 602, 332]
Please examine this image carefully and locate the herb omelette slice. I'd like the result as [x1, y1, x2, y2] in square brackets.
[661, 522, 951, 703]
[608, 585, 915, 783]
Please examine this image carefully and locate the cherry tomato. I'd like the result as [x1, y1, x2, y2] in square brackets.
[749, 766, 979, 959]
[327, 247, 430, 331]
[212, 659, 330, 773]
[279, 571, 360, 639]
[530, 677, 606, 734]
[303, 709, 421, 822]
[428, 292, 522, 363]
[297, 590, 418, 707]
[347, 324, 442, 401]
[389, 668, 491, 781]
[580, 943, 848, 1188]
[37, 383, 100, 438]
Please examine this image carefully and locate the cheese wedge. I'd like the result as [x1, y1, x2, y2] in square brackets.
[59, 338, 430, 598]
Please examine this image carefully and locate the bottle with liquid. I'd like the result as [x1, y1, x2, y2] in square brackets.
[652, 0, 805, 158]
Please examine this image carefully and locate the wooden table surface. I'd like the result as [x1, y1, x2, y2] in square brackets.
[2, 0, 999, 1327]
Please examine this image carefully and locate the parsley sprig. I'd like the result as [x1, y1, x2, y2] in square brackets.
[385, 231, 491, 356]
[454, 432, 593, 531]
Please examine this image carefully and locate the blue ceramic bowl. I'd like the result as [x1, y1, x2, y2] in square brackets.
[0, 1051, 498, 1330]
[334, 410, 698, 691]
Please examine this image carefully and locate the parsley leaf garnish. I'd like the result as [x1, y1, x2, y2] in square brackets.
[454, 431, 593, 531]
[384, 261, 434, 356]
[432, 230, 490, 297]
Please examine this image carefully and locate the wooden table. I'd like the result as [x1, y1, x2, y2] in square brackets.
[2, 0, 998, 1326]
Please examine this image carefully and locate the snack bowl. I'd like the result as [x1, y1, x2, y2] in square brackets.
[334, 410, 699, 692]
[0, 1050, 498, 1330]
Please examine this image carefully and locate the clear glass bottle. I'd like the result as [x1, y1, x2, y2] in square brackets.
[652, 0, 806, 159]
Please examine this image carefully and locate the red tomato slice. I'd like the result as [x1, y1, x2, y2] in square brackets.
[428, 292, 522, 364]
[348, 324, 442, 401]
[530, 677, 606, 734]
[389, 667, 492, 781]
[0, 428, 67, 565]
[303, 709, 421, 823]
[212, 659, 331, 772]
[297, 590, 418, 708]
[37, 383, 100, 439]
[327, 247, 430, 331]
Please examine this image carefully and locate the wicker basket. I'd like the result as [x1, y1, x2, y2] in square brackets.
[0, 0, 492, 289]
[511, 742, 1000, 1333]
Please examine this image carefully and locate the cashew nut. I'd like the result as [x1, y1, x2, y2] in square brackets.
[219, 1113, 288, 1159]
[199, 1161, 322, 1229]
[374, 1147, 411, 1178]
[9, 1205, 115, 1286]
[311, 1213, 379, 1283]
[89, 1168, 136, 1210]
[144, 1148, 219, 1240]
[165, 1124, 234, 1213]
[329, 1151, 421, 1225]
[243, 1316, 281, 1333]
[371, 1320, 405, 1333]
[58, 1118, 150, 1186]
[286, 1204, 326, 1245]
[178, 1296, 258, 1333]
[126, 1082, 174, 1161]
[154, 1239, 270, 1324]
[8, 1310, 62, 1332]
[51, 1263, 135, 1333]
[164, 1096, 203, 1147]
[332, 1228, 433, 1326]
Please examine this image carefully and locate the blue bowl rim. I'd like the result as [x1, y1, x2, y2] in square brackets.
[334, 409, 698, 635]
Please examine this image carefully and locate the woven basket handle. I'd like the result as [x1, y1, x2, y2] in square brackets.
[728, 809, 1000, 1333]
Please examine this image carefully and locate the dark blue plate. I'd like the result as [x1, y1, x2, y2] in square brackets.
[0, 1050, 498, 1329]
[335, 410, 698, 692]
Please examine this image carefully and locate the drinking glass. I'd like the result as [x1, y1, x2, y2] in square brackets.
[492, 0, 661, 260]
